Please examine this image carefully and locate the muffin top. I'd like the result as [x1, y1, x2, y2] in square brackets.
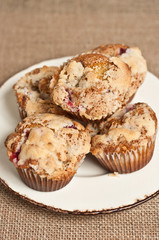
[91, 44, 147, 77]
[14, 66, 65, 118]
[90, 103, 157, 154]
[52, 53, 131, 121]
[5, 114, 91, 180]
[90, 44, 147, 101]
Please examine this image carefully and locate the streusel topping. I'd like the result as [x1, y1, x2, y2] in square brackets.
[14, 66, 65, 118]
[91, 103, 157, 154]
[90, 44, 147, 101]
[52, 53, 131, 120]
[5, 114, 91, 179]
[91, 44, 147, 75]
[120, 47, 147, 76]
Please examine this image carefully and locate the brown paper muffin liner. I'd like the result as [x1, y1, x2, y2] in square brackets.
[94, 136, 156, 174]
[17, 168, 73, 192]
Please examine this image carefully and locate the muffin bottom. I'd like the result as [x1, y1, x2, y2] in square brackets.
[17, 168, 73, 191]
[94, 136, 156, 174]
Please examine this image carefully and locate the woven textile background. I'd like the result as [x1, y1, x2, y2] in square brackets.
[0, 0, 159, 239]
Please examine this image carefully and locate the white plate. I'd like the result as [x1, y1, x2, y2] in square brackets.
[0, 57, 159, 215]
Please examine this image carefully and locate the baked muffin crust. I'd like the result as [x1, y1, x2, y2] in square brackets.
[90, 44, 147, 101]
[14, 66, 65, 118]
[91, 103, 157, 155]
[52, 53, 131, 121]
[5, 114, 91, 180]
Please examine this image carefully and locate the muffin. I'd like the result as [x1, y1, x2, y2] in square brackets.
[89, 44, 147, 102]
[51, 53, 131, 122]
[90, 103, 157, 173]
[5, 114, 91, 191]
[14, 65, 65, 119]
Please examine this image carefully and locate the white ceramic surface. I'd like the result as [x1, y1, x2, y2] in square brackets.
[0, 57, 159, 214]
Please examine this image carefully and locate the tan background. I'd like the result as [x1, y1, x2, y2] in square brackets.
[0, 0, 159, 239]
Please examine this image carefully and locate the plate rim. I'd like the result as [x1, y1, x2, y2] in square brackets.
[0, 57, 159, 215]
[1, 177, 158, 215]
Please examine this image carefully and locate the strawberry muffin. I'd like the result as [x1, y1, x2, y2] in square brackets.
[14, 66, 65, 119]
[90, 44, 147, 102]
[51, 53, 131, 122]
[90, 103, 157, 173]
[5, 114, 91, 191]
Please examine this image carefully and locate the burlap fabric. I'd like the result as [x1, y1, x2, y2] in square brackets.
[0, 1, 159, 239]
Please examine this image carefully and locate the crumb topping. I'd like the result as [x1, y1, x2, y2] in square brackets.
[120, 47, 147, 76]
[14, 66, 65, 117]
[52, 53, 131, 120]
[5, 114, 91, 179]
[91, 103, 157, 154]
[90, 44, 147, 101]
[91, 44, 147, 76]
[91, 44, 129, 57]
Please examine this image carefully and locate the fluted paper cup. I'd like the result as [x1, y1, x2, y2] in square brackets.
[94, 136, 156, 174]
[17, 168, 73, 192]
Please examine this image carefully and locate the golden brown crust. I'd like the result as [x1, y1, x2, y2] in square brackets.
[5, 114, 91, 180]
[88, 44, 147, 102]
[73, 53, 111, 68]
[52, 53, 131, 121]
